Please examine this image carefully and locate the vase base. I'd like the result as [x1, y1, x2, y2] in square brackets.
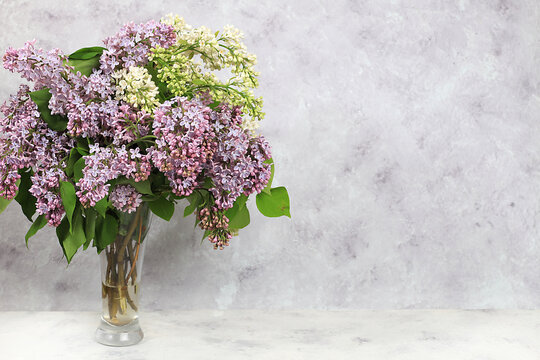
[95, 317, 144, 346]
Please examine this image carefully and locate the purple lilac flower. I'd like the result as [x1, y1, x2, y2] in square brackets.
[100, 20, 176, 74]
[205, 105, 272, 209]
[197, 207, 232, 250]
[149, 97, 216, 197]
[30, 168, 66, 226]
[110, 184, 142, 213]
[0, 85, 73, 224]
[76, 145, 151, 207]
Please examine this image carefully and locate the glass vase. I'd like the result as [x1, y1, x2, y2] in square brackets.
[95, 203, 152, 346]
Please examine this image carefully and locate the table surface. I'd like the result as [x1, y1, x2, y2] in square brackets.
[0, 310, 538, 359]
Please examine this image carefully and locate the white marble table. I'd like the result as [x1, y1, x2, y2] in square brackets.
[0, 310, 538, 359]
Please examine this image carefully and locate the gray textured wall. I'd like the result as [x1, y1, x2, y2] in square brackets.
[1, 0, 539, 310]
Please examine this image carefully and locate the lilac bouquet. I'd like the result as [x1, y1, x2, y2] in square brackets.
[0, 15, 290, 262]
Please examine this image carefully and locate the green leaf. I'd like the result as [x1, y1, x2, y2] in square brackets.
[83, 208, 97, 250]
[192, 78, 206, 85]
[73, 157, 85, 182]
[29, 88, 68, 131]
[67, 47, 105, 77]
[184, 191, 203, 217]
[0, 196, 12, 215]
[256, 187, 291, 218]
[145, 62, 169, 99]
[128, 179, 153, 195]
[56, 216, 70, 258]
[69, 46, 106, 60]
[58, 205, 86, 263]
[113, 177, 153, 195]
[15, 169, 36, 222]
[25, 214, 47, 247]
[201, 229, 211, 244]
[75, 138, 90, 154]
[94, 198, 109, 218]
[262, 158, 274, 195]
[148, 196, 175, 221]
[224, 195, 250, 229]
[67, 57, 101, 77]
[95, 213, 118, 251]
[59, 181, 76, 231]
[65, 148, 81, 177]
[226, 204, 250, 229]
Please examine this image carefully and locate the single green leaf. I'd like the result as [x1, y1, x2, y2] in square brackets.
[59, 181, 76, 231]
[56, 216, 70, 258]
[73, 157, 86, 182]
[15, 169, 36, 222]
[67, 57, 101, 77]
[145, 62, 169, 99]
[113, 177, 153, 195]
[69, 46, 106, 60]
[224, 195, 250, 229]
[192, 78, 206, 85]
[0, 196, 13, 215]
[83, 208, 97, 250]
[200, 229, 211, 244]
[148, 196, 175, 221]
[256, 187, 291, 218]
[56, 206, 86, 263]
[25, 214, 47, 247]
[95, 213, 118, 251]
[75, 138, 90, 154]
[226, 204, 250, 229]
[184, 191, 203, 217]
[65, 148, 81, 177]
[129, 179, 153, 195]
[29, 88, 68, 131]
[67, 48, 105, 77]
[262, 158, 274, 195]
[61, 206, 86, 263]
[94, 198, 109, 218]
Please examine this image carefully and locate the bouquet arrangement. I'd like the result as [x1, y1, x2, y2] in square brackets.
[0, 15, 290, 263]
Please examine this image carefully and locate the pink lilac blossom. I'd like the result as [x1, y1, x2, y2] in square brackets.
[0, 85, 73, 225]
[110, 184, 142, 213]
[107, 104, 152, 145]
[205, 104, 272, 209]
[76, 145, 151, 207]
[197, 207, 232, 250]
[30, 168, 66, 226]
[149, 97, 217, 197]
[100, 20, 176, 74]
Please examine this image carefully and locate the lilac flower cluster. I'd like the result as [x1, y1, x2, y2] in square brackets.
[30, 168, 66, 226]
[107, 104, 152, 145]
[76, 145, 151, 207]
[110, 185, 142, 213]
[100, 20, 176, 74]
[0, 85, 73, 225]
[150, 97, 216, 197]
[206, 105, 272, 209]
[1, 17, 277, 251]
[197, 207, 232, 250]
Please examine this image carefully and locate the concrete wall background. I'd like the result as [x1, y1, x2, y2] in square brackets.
[1, 0, 540, 310]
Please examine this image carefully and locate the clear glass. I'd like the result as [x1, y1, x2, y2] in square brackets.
[95, 203, 152, 346]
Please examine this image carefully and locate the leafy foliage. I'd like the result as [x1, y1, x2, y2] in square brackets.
[67, 46, 106, 76]
[25, 214, 47, 247]
[15, 169, 36, 222]
[256, 187, 291, 218]
[148, 195, 175, 221]
[29, 89, 68, 131]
